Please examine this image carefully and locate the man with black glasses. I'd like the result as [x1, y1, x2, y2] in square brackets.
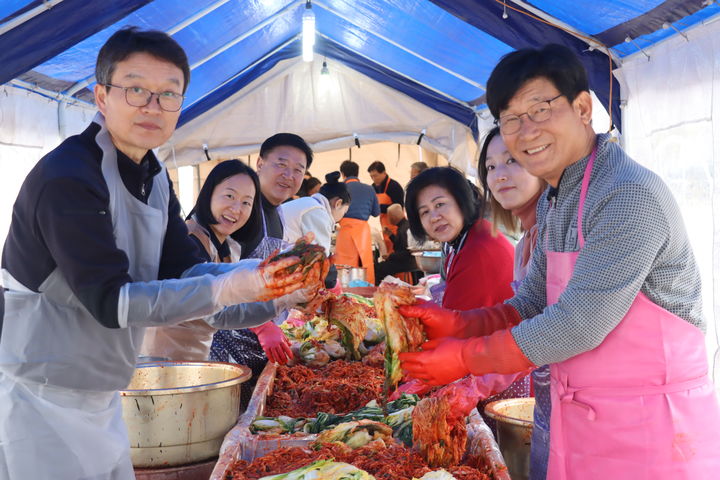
[0, 27, 315, 479]
[400, 44, 720, 478]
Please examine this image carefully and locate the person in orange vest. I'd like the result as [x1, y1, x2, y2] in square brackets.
[335, 160, 380, 284]
[367, 161, 405, 254]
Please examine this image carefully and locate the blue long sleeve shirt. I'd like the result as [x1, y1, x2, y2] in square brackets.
[343, 177, 380, 221]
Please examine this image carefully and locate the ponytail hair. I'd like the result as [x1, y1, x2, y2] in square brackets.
[319, 171, 351, 205]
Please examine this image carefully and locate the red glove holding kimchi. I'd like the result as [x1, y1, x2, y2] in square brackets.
[399, 329, 534, 386]
[398, 302, 522, 340]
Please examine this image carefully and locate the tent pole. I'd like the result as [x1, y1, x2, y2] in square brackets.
[0, 0, 64, 36]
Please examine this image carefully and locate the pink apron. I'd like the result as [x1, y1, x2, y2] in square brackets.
[545, 147, 720, 479]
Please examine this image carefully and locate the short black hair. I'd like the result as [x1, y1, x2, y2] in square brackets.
[96, 26, 190, 93]
[259, 133, 313, 169]
[486, 44, 589, 119]
[367, 161, 385, 173]
[405, 167, 484, 242]
[188, 160, 261, 243]
[319, 171, 351, 205]
[340, 160, 359, 177]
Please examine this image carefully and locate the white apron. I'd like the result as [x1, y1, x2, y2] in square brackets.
[0, 113, 169, 480]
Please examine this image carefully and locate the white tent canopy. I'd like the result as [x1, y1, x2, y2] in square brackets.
[161, 56, 480, 171]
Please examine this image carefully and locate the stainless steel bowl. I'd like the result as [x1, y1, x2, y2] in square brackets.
[411, 251, 442, 274]
[121, 361, 250, 468]
[484, 398, 535, 480]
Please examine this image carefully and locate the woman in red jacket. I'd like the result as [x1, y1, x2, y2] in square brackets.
[405, 167, 514, 309]
[404, 167, 528, 427]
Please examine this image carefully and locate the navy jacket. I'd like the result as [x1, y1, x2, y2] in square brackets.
[1, 122, 205, 330]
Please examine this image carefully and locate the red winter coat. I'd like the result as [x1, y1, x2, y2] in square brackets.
[442, 219, 515, 311]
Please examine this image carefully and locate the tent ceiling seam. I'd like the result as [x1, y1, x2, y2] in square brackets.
[505, 0, 622, 64]
[315, 31, 471, 108]
[621, 9, 720, 62]
[313, 0, 485, 91]
[189, 1, 297, 70]
[181, 35, 300, 112]
[166, 0, 231, 35]
[61, 0, 240, 98]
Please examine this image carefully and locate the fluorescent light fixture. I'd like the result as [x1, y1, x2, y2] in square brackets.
[302, 1, 316, 62]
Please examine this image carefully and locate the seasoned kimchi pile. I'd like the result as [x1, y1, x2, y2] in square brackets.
[413, 396, 468, 468]
[264, 361, 384, 417]
[224, 441, 493, 480]
[373, 283, 424, 391]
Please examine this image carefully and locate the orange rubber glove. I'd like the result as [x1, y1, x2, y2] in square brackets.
[399, 329, 534, 386]
[250, 322, 293, 364]
[398, 302, 522, 340]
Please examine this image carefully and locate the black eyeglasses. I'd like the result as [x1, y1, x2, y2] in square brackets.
[104, 84, 184, 112]
[495, 94, 563, 135]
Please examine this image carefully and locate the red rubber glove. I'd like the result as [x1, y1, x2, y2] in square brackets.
[399, 329, 534, 386]
[388, 378, 434, 401]
[250, 322, 293, 364]
[398, 302, 522, 340]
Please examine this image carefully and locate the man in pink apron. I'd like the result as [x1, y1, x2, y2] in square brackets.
[399, 44, 720, 479]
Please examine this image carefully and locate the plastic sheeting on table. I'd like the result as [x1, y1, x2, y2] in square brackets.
[210, 361, 511, 480]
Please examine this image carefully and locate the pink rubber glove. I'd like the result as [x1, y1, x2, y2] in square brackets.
[399, 329, 534, 386]
[250, 322, 293, 364]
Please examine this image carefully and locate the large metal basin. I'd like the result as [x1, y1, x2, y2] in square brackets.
[484, 398, 534, 480]
[121, 361, 251, 468]
[411, 250, 442, 274]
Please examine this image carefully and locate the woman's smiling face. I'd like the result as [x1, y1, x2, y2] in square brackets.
[417, 185, 464, 243]
[209, 173, 255, 243]
[485, 134, 544, 211]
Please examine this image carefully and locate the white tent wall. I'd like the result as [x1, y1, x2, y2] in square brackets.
[617, 16, 720, 382]
[159, 56, 478, 172]
[0, 86, 91, 270]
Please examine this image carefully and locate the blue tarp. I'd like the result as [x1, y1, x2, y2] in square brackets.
[1, 0, 717, 133]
